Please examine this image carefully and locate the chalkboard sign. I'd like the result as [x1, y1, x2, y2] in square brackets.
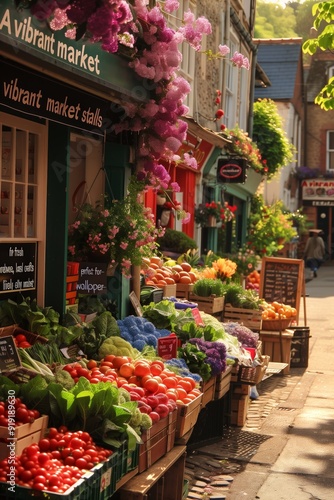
[259, 257, 304, 321]
[0, 336, 21, 373]
[0, 243, 37, 296]
[77, 262, 107, 294]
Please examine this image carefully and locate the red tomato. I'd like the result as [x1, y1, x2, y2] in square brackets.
[87, 359, 97, 369]
[18, 341, 32, 348]
[149, 411, 161, 422]
[15, 334, 27, 343]
[143, 377, 159, 394]
[134, 361, 151, 378]
[155, 404, 169, 419]
[150, 363, 163, 376]
[112, 356, 130, 369]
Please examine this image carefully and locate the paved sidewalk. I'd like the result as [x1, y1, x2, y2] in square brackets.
[184, 262, 334, 500]
[226, 261, 334, 499]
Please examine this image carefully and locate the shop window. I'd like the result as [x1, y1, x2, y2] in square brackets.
[225, 37, 238, 129]
[326, 130, 334, 171]
[0, 115, 46, 239]
[0, 113, 47, 304]
[68, 133, 104, 224]
[166, 0, 196, 115]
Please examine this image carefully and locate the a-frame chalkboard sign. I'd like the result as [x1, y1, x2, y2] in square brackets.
[259, 257, 304, 323]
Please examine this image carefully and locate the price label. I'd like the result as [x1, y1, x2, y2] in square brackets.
[191, 307, 205, 326]
[158, 335, 178, 360]
[0, 336, 21, 373]
[129, 291, 143, 317]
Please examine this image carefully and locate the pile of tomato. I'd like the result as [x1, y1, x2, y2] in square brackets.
[62, 356, 202, 423]
[0, 398, 40, 427]
[0, 426, 113, 493]
[13, 333, 32, 348]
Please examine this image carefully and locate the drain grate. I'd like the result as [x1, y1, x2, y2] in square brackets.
[203, 427, 273, 461]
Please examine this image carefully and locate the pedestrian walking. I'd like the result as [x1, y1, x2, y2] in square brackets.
[303, 229, 325, 277]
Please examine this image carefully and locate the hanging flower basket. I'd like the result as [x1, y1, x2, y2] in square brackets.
[207, 215, 217, 227]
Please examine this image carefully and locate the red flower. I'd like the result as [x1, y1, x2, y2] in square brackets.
[220, 124, 226, 131]
[215, 109, 224, 119]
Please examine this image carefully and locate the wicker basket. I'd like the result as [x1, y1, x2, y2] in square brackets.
[261, 318, 292, 331]
[238, 355, 270, 385]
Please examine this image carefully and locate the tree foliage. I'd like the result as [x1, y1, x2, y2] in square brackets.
[252, 99, 295, 178]
[255, 1, 298, 38]
[302, 1, 334, 109]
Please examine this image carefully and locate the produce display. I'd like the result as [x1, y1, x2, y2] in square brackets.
[0, 427, 113, 493]
[223, 323, 259, 348]
[222, 283, 264, 310]
[245, 270, 260, 291]
[178, 339, 227, 381]
[0, 398, 40, 426]
[12, 332, 32, 349]
[261, 301, 297, 320]
[192, 278, 225, 297]
[0, 262, 274, 495]
[116, 315, 171, 351]
[142, 256, 198, 286]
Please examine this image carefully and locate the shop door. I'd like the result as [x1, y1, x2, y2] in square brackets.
[0, 112, 47, 303]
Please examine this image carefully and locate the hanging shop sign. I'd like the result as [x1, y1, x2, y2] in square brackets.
[0, 1, 139, 95]
[217, 158, 247, 184]
[0, 243, 36, 296]
[1, 59, 114, 136]
[302, 179, 334, 206]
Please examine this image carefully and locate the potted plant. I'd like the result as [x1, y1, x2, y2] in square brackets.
[67, 177, 165, 278]
[195, 201, 234, 227]
[247, 195, 296, 256]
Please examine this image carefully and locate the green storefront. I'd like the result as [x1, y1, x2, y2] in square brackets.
[0, 1, 144, 317]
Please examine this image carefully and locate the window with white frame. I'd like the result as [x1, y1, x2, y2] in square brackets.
[166, 0, 196, 115]
[224, 36, 238, 129]
[0, 114, 47, 239]
[0, 112, 47, 304]
[327, 131, 334, 170]
[329, 66, 334, 79]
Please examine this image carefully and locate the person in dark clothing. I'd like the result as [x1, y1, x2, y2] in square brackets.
[303, 230, 325, 277]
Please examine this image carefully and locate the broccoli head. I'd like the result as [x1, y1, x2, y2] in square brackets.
[141, 413, 153, 431]
[54, 369, 75, 390]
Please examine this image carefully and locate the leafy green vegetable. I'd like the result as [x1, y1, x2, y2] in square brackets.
[173, 321, 216, 343]
[142, 300, 194, 330]
[177, 343, 212, 381]
[193, 278, 225, 297]
[75, 311, 120, 359]
[0, 374, 144, 449]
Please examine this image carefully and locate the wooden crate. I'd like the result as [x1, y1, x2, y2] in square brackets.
[176, 283, 194, 300]
[138, 410, 177, 473]
[0, 325, 48, 345]
[230, 394, 250, 427]
[0, 415, 48, 460]
[175, 393, 202, 439]
[119, 445, 186, 500]
[201, 376, 216, 407]
[214, 366, 232, 400]
[188, 294, 224, 314]
[159, 283, 177, 297]
[259, 330, 293, 375]
[223, 304, 262, 331]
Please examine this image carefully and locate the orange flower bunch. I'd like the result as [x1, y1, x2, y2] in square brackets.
[199, 258, 237, 281]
